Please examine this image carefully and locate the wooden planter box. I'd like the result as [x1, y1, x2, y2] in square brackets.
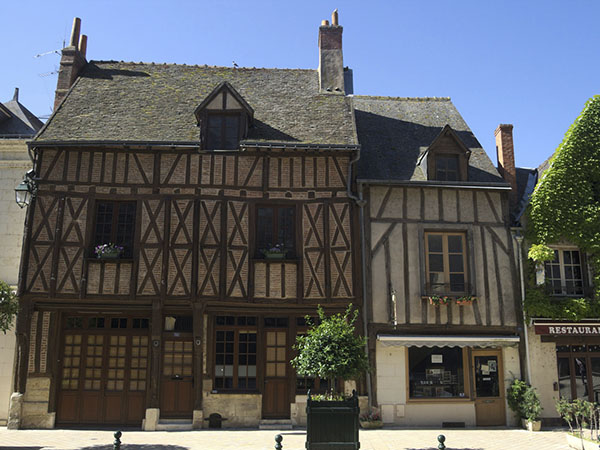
[306, 391, 360, 450]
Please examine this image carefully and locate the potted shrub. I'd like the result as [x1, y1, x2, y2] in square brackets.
[291, 305, 370, 449]
[359, 407, 383, 429]
[260, 243, 287, 260]
[95, 243, 124, 259]
[507, 379, 542, 431]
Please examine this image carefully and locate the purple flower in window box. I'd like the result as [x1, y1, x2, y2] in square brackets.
[260, 243, 287, 260]
[95, 243, 124, 259]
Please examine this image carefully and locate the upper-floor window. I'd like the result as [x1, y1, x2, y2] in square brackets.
[206, 114, 241, 150]
[435, 155, 460, 181]
[93, 201, 136, 258]
[545, 249, 584, 296]
[425, 231, 468, 294]
[256, 205, 296, 258]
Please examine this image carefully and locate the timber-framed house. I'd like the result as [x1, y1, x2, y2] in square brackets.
[12, 16, 363, 429]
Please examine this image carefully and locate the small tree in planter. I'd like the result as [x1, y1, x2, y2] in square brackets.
[507, 379, 542, 431]
[291, 305, 369, 449]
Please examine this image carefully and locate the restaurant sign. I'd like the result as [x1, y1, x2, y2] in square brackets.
[534, 323, 600, 336]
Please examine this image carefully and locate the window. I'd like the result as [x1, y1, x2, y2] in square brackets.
[206, 113, 240, 150]
[256, 205, 296, 258]
[94, 201, 136, 258]
[545, 249, 584, 296]
[425, 232, 468, 294]
[214, 316, 257, 390]
[409, 346, 466, 399]
[556, 345, 600, 402]
[435, 155, 460, 181]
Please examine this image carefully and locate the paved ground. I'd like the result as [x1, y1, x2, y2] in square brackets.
[0, 427, 572, 450]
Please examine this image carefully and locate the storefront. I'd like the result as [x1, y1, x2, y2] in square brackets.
[529, 321, 600, 417]
[375, 335, 521, 427]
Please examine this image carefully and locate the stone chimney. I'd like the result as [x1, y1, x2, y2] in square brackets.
[54, 17, 88, 111]
[318, 9, 345, 93]
[495, 124, 517, 205]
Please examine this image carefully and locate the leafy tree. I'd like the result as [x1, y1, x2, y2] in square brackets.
[290, 304, 369, 396]
[0, 281, 18, 333]
[526, 95, 600, 317]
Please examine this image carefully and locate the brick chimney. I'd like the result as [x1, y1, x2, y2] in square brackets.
[54, 17, 88, 111]
[495, 124, 517, 205]
[318, 9, 345, 93]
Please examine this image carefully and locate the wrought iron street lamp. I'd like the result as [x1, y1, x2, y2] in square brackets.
[14, 169, 37, 209]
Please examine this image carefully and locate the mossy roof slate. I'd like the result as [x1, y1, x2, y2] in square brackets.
[35, 61, 357, 146]
[353, 96, 504, 183]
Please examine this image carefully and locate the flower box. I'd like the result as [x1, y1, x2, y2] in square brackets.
[360, 420, 383, 429]
[456, 296, 477, 306]
[95, 243, 124, 260]
[429, 296, 451, 306]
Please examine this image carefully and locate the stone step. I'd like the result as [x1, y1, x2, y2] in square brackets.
[258, 419, 293, 430]
[156, 419, 193, 431]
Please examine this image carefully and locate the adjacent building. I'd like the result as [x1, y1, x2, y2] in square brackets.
[0, 88, 42, 425]
[355, 105, 523, 426]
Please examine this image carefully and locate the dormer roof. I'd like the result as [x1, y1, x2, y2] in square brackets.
[194, 81, 254, 122]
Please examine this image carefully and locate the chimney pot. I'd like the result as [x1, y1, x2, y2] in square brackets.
[12, 87, 19, 102]
[79, 35, 88, 58]
[495, 124, 518, 207]
[321, 19, 329, 26]
[70, 17, 81, 48]
[332, 9, 339, 26]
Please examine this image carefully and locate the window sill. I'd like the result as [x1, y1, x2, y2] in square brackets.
[407, 398, 473, 404]
[87, 258, 134, 263]
[252, 258, 300, 264]
[210, 389, 260, 395]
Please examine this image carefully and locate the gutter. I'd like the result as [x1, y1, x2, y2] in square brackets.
[357, 179, 512, 190]
[513, 228, 532, 383]
[345, 148, 373, 408]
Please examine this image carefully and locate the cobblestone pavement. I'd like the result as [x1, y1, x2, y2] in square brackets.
[0, 427, 570, 450]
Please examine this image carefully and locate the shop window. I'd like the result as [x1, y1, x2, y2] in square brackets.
[556, 345, 600, 402]
[110, 318, 128, 329]
[256, 205, 296, 258]
[425, 232, 468, 294]
[214, 318, 257, 391]
[93, 201, 136, 258]
[545, 249, 585, 296]
[409, 346, 466, 399]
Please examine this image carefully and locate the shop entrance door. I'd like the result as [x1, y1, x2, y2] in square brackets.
[160, 339, 194, 418]
[263, 330, 290, 418]
[472, 349, 506, 426]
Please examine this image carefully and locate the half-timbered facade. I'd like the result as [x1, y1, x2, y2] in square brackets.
[354, 97, 523, 427]
[12, 17, 362, 429]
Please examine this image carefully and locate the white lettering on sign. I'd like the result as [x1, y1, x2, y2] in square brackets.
[541, 325, 600, 335]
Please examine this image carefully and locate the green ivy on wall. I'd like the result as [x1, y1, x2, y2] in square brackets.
[525, 95, 600, 320]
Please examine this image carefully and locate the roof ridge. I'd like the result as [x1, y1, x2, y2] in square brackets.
[352, 95, 451, 101]
[88, 60, 316, 72]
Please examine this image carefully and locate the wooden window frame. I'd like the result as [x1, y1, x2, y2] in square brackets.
[424, 231, 469, 295]
[545, 248, 586, 297]
[205, 112, 242, 151]
[434, 154, 460, 181]
[556, 345, 600, 402]
[213, 317, 258, 392]
[92, 200, 137, 258]
[255, 204, 298, 259]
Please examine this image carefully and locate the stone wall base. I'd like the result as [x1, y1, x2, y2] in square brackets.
[143, 408, 160, 431]
[7, 392, 23, 430]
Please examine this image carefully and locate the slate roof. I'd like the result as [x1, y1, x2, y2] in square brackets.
[0, 90, 43, 137]
[35, 62, 357, 146]
[353, 96, 505, 183]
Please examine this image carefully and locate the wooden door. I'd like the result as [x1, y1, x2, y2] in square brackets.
[263, 330, 290, 418]
[473, 349, 506, 426]
[57, 324, 149, 426]
[160, 339, 194, 418]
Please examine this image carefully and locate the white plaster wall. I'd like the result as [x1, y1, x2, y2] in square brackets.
[0, 140, 30, 285]
[376, 341, 406, 405]
[0, 327, 15, 424]
[527, 325, 559, 418]
[503, 345, 521, 426]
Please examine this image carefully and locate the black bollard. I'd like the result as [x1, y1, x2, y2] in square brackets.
[437, 434, 445, 450]
[114, 430, 122, 450]
[275, 434, 283, 450]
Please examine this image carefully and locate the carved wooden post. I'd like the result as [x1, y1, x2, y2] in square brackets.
[148, 302, 162, 408]
[14, 299, 33, 394]
[193, 302, 204, 412]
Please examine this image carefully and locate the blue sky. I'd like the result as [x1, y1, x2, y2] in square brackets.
[2, 0, 598, 168]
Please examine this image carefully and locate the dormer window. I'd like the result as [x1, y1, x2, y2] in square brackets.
[195, 82, 254, 151]
[207, 114, 241, 150]
[420, 125, 471, 182]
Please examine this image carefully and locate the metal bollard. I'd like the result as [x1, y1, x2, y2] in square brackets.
[113, 430, 122, 450]
[437, 434, 445, 450]
[275, 434, 283, 450]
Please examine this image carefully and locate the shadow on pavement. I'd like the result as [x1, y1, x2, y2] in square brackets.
[0, 447, 43, 450]
[53, 446, 190, 450]
[406, 448, 484, 450]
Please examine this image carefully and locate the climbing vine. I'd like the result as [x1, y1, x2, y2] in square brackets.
[525, 95, 600, 320]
